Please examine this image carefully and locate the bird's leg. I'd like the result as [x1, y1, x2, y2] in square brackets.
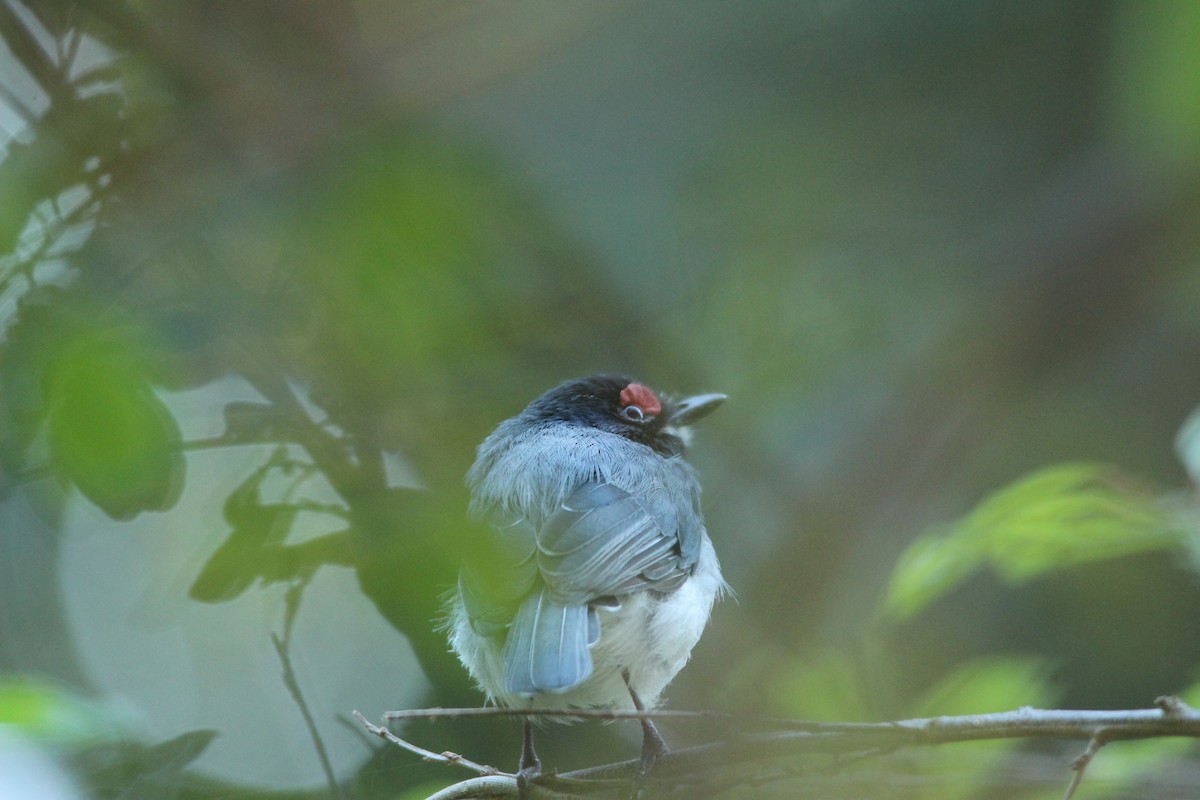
[517, 719, 542, 795]
[623, 670, 667, 797]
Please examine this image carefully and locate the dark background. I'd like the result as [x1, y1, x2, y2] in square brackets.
[3, 2, 1200, 797]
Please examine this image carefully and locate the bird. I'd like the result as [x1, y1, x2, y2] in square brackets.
[446, 374, 727, 787]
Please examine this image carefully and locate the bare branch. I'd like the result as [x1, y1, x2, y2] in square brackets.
[383, 706, 729, 724]
[272, 633, 342, 800]
[352, 710, 503, 777]
[424, 776, 519, 800]
[1062, 735, 1106, 800]
[365, 699, 1200, 798]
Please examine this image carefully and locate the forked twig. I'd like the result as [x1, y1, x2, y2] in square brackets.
[1062, 734, 1107, 800]
[352, 710, 505, 777]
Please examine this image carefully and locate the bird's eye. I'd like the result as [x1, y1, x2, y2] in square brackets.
[621, 405, 647, 423]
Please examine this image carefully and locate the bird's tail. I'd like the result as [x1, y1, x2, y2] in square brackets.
[503, 590, 597, 695]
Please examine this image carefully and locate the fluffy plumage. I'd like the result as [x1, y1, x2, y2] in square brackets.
[447, 375, 726, 712]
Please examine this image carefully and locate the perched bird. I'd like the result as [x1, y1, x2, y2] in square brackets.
[447, 374, 726, 783]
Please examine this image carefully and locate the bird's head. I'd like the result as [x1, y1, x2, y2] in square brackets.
[523, 374, 726, 456]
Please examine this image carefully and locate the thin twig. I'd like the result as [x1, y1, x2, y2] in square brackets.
[1062, 734, 1106, 800]
[272, 632, 342, 800]
[353, 710, 504, 776]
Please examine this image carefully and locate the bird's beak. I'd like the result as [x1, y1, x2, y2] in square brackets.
[669, 393, 727, 426]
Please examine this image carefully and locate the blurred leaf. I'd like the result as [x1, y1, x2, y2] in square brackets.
[73, 730, 216, 800]
[767, 648, 875, 722]
[295, 131, 495, 383]
[0, 287, 69, 467]
[0, 136, 66, 258]
[290, 126, 639, 449]
[0, 675, 124, 743]
[880, 529, 984, 625]
[189, 459, 299, 603]
[906, 658, 1055, 800]
[47, 337, 185, 520]
[0, 90, 124, 257]
[883, 464, 1181, 620]
[118, 731, 216, 800]
[188, 506, 298, 603]
[766, 652, 1058, 799]
[1, 288, 186, 518]
[1110, 0, 1200, 168]
[220, 400, 285, 443]
[911, 658, 1053, 718]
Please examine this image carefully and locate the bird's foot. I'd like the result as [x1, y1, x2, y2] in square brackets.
[517, 765, 542, 798]
[623, 670, 669, 799]
[630, 732, 668, 799]
[517, 720, 542, 798]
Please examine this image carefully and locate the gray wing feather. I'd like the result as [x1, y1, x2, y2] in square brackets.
[537, 482, 690, 601]
[503, 590, 593, 695]
[464, 480, 702, 695]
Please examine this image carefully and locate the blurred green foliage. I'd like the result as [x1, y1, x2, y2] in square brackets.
[883, 464, 1182, 620]
[0, 676, 125, 743]
[1109, 0, 1200, 168]
[1, 288, 184, 518]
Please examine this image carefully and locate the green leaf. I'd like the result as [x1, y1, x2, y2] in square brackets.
[1, 290, 185, 519]
[879, 525, 986, 623]
[883, 464, 1181, 620]
[189, 464, 298, 603]
[47, 339, 185, 520]
[188, 505, 298, 603]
